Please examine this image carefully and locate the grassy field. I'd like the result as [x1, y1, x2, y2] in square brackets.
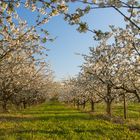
[0, 102, 140, 140]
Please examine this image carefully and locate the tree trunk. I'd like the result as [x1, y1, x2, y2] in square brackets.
[23, 102, 27, 109]
[15, 103, 20, 110]
[2, 100, 8, 112]
[83, 100, 86, 109]
[123, 93, 127, 119]
[91, 99, 95, 112]
[106, 84, 112, 116]
[73, 98, 76, 107]
[106, 101, 112, 116]
[77, 99, 80, 109]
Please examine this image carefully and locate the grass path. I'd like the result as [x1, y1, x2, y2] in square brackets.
[0, 102, 140, 140]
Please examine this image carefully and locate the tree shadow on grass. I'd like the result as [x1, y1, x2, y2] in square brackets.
[0, 113, 116, 126]
[0, 128, 67, 138]
[0, 114, 93, 123]
[74, 128, 105, 135]
[0, 127, 105, 138]
[0, 116, 36, 122]
[14, 129, 67, 135]
[22, 110, 81, 115]
[0, 110, 98, 123]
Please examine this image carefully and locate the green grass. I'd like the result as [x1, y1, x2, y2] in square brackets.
[0, 102, 140, 140]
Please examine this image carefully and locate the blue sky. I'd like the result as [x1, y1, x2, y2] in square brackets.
[17, 2, 125, 81]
